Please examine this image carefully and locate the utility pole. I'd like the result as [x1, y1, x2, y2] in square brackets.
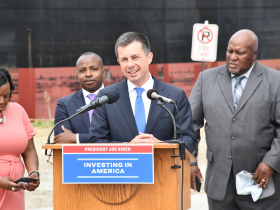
[27, 29, 33, 68]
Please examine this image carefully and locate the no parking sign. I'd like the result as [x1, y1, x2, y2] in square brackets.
[191, 22, 219, 62]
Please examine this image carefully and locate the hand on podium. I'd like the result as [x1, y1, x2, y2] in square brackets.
[130, 132, 163, 143]
[54, 125, 76, 144]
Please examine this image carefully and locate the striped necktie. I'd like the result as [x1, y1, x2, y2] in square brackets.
[233, 75, 245, 110]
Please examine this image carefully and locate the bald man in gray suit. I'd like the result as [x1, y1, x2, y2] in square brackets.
[189, 30, 280, 209]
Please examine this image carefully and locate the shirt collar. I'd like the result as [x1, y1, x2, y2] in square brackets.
[127, 73, 154, 93]
[82, 84, 104, 97]
[231, 62, 255, 79]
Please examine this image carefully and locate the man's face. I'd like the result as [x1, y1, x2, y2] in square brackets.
[76, 55, 105, 93]
[117, 41, 153, 87]
[0, 82, 10, 111]
[226, 37, 257, 76]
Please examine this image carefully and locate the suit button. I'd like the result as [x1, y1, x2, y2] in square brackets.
[232, 118, 236, 122]
[229, 156, 232, 159]
[232, 136, 235, 140]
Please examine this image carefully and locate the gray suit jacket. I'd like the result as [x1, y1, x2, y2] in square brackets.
[189, 62, 280, 201]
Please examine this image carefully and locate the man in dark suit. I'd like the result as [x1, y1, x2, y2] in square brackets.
[190, 29, 280, 209]
[54, 52, 105, 143]
[89, 32, 196, 152]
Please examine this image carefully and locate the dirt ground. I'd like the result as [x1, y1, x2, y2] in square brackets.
[25, 127, 208, 210]
[25, 127, 54, 210]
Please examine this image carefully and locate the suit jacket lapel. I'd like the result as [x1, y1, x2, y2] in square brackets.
[75, 89, 90, 130]
[116, 79, 139, 136]
[217, 66, 235, 113]
[145, 78, 166, 134]
[234, 62, 263, 116]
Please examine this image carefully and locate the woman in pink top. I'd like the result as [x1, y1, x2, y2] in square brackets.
[0, 68, 40, 210]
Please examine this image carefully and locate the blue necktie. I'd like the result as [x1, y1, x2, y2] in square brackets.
[233, 75, 245, 110]
[134, 87, 146, 133]
[87, 94, 97, 123]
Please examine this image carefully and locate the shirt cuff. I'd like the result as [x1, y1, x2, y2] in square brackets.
[76, 134, 79, 143]
[190, 162, 198, 166]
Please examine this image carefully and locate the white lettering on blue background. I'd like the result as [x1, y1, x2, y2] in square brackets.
[91, 169, 125, 174]
[84, 162, 124, 167]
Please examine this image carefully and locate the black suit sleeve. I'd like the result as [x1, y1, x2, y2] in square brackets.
[79, 134, 91, 143]
[54, 98, 73, 136]
[55, 98, 91, 143]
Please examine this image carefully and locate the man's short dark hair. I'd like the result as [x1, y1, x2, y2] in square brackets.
[115, 32, 151, 58]
[76, 52, 104, 67]
[0, 68, 15, 98]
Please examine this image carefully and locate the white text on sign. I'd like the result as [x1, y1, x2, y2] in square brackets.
[85, 146, 132, 152]
[84, 162, 133, 174]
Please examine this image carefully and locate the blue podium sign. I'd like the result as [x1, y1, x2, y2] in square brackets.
[62, 144, 154, 184]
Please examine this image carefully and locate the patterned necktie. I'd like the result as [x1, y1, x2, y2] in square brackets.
[86, 94, 97, 123]
[134, 87, 146, 133]
[233, 75, 245, 110]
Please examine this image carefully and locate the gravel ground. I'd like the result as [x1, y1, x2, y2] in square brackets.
[25, 127, 54, 210]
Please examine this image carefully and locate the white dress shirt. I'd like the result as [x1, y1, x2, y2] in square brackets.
[231, 62, 255, 97]
[76, 84, 104, 143]
[127, 74, 154, 123]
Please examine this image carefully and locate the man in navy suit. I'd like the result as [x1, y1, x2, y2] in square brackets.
[89, 32, 196, 152]
[54, 52, 105, 143]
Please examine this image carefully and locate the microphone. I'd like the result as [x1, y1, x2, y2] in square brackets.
[45, 89, 119, 156]
[76, 90, 119, 114]
[147, 89, 175, 104]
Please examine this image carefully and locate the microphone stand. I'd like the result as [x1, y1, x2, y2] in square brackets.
[157, 98, 186, 161]
[45, 97, 106, 158]
[45, 112, 80, 157]
[157, 99, 177, 141]
[157, 98, 186, 210]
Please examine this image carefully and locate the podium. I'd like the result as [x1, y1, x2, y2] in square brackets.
[42, 143, 195, 210]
